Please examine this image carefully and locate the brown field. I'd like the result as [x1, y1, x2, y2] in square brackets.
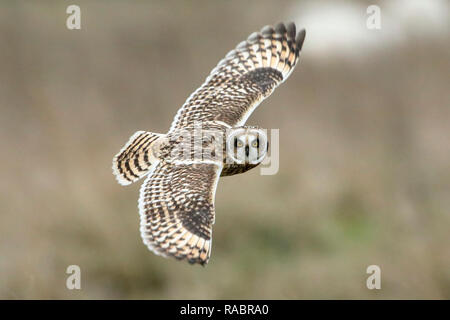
[0, 0, 449, 299]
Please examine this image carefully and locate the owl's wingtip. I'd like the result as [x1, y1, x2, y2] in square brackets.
[296, 29, 306, 51]
[273, 22, 306, 52]
[286, 22, 296, 40]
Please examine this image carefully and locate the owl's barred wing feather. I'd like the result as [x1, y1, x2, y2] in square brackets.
[169, 22, 306, 131]
[112, 131, 163, 185]
[138, 161, 222, 265]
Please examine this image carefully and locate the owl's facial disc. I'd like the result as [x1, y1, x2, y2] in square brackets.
[226, 128, 268, 164]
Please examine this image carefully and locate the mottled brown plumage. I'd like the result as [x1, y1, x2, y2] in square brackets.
[112, 23, 306, 265]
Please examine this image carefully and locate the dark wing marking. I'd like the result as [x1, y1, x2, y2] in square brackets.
[169, 22, 306, 130]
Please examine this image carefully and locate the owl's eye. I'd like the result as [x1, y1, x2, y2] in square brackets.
[252, 140, 258, 148]
[237, 141, 244, 148]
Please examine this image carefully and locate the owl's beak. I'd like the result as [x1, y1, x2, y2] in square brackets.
[245, 145, 249, 158]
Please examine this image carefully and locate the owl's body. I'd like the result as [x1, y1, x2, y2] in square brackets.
[112, 23, 306, 265]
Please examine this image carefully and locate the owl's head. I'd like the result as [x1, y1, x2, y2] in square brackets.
[226, 127, 268, 165]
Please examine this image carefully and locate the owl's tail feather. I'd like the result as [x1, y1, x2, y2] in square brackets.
[112, 131, 164, 186]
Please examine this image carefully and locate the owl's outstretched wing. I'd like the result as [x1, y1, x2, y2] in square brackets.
[169, 22, 305, 131]
[138, 161, 222, 265]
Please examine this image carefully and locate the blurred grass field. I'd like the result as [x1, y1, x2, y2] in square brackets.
[0, 0, 449, 299]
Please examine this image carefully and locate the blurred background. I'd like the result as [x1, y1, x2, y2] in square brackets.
[0, 0, 449, 299]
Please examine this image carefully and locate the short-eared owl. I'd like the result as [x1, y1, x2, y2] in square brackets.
[112, 23, 306, 265]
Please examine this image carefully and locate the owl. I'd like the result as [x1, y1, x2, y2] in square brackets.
[112, 23, 306, 265]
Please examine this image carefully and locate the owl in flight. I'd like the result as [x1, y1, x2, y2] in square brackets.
[112, 23, 306, 265]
